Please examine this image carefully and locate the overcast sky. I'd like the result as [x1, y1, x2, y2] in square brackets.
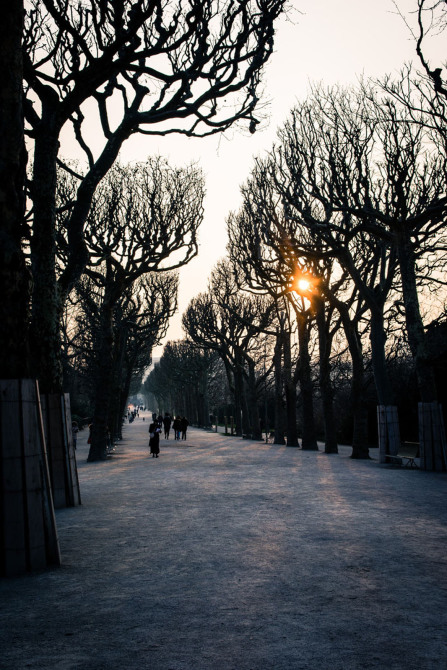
[115, 0, 443, 358]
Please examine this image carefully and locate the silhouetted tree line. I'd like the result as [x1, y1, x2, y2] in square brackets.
[0, 0, 286, 575]
[148, 55, 447, 464]
[57, 158, 205, 459]
[143, 341, 214, 427]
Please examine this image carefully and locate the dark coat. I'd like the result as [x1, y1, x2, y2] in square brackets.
[149, 423, 160, 454]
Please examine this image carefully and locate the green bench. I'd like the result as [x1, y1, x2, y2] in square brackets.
[385, 442, 420, 469]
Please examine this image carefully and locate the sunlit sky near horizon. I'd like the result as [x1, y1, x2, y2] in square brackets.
[64, 0, 446, 360]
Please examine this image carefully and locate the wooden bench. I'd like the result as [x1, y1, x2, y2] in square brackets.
[385, 442, 420, 468]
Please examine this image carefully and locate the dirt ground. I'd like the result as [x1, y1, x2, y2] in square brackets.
[1, 412, 447, 670]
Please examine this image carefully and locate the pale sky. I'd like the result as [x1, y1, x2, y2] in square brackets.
[73, 0, 446, 358]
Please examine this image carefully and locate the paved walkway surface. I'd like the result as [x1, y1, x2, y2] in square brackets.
[1, 413, 447, 669]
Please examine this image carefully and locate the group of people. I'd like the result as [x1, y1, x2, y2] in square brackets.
[148, 412, 189, 458]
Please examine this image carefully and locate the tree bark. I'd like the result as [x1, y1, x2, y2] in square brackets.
[0, 0, 31, 379]
[396, 228, 438, 401]
[30, 124, 62, 392]
[235, 358, 249, 436]
[273, 332, 286, 445]
[246, 360, 262, 439]
[336, 302, 370, 458]
[296, 315, 318, 450]
[199, 369, 210, 428]
[87, 292, 115, 461]
[315, 298, 338, 454]
[369, 305, 394, 406]
[223, 358, 242, 436]
[283, 329, 299, 447]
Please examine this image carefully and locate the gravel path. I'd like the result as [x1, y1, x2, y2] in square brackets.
[1, 412, 447, 669]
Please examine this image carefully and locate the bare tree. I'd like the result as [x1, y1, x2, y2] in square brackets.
[146, 341, 213, 426]
[277, 89, 400, 403]
[229, 171, 352, 452]
[277, 82, 447, 467]
[18, 0, 287, 392]
[68, 158, 203, 460]
[415, 0, 447, 99]
[210, 260, 275, 439]
[227, 207, 298, 446]
[0, 0, 30, 378]
[111, 273, 178, 440]
[391, 0, 446, 110]
[183, 261, 274, 438]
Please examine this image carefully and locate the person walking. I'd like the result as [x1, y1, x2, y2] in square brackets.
[173, 416, 182, 440]
[181, 416, 189, 441]
[163, 413, 172, 439]
[148, 420, 161, 457]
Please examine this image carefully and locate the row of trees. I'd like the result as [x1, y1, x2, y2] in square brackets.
[59, 158, 205, 460]
[143, 340, 215, 428]
[0, 0, 286, 576]
[6, 0, 285, 393]
[147, 4, 447, 467]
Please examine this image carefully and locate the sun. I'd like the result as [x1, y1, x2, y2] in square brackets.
[297, 278, 311, 293]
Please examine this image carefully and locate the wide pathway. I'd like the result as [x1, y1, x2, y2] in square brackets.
[1, 413, 447, 669]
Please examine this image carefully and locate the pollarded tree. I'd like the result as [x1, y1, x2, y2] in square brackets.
[73, 158, 204, 460]
[61, 276, 101, 418]
[183, 262, 275, 438]
[292, 82, 447, 467]
[143, 361, 172, 417]
[228, 186, 345, 452]
[110, 272, 179, 440]
[63, 270, 177, 437]
[210, 260, 276, 439]
[0, 0, 30, 378]
[226, 203, 300, 446]
[19, 0, 287, 393]
[271, 81, 447, 467]
[182, 291, 245, 436]
[241, 88, 399, 456]
[276, 88, 400, 407]
[150, 341, 213, 427]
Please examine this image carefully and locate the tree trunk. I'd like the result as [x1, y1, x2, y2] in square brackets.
[110, 328, 130, 440]
[396, 229, 437, 401]
[40, 392, 81, 508]
[0, 0, 31, 379]
[199, 369, 210, 427]
[296, 316, 318, 450]
[315, 298, 338, 454]
[337, 305, 369, 459]
[234, 360, 246, 436]
[87, 296, 115, 461]
[369, 305, 394, 406]
[30, 123, 63, 393]
[283, 329, 299, 446]
[273, 332, 286, 445]
[246, 360, 262, 439]
[396, 228, 445, 471]
[223, 358, 241, 435]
